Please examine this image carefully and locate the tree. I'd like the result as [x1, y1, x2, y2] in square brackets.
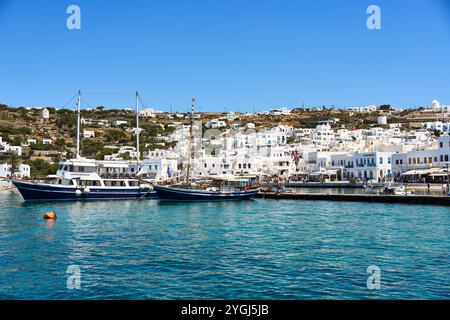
[379, 104, 391, 111]
[95, 147, 116, 160]
[26, 159, 58, 178]
[104, 129, 127, 143]
[433, 129, 441, 137]
[81, 139, 105, 158]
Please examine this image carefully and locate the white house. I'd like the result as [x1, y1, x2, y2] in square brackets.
[140, 108, 162, 117]
[114, 120, 128, 127]
[0, 137, 23, 156]
[83, 130, 95, 138]
[206, 119, 226, 129]
[139, 158, 179, 180]
[424, 121, 450, 134]
[42, 108, 50, 119]
[391, 135, 450, 177]
[0, 163, 30, 178]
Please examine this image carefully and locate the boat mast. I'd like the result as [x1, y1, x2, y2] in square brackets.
[76, 90, 81, 159]
[186, 96, 195, 184]
[135, 91, 140, 172]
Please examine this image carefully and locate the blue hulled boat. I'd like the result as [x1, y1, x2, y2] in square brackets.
[12, 158, 157, 201]
[154, 176, 260, 201]
[12, 179, 156, 201]
[12, 90, 158, 202]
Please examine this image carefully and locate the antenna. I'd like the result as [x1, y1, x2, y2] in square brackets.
[186, 96, 195, 184]
[76, 90, 81, 159]
[135, 91, 140, 170]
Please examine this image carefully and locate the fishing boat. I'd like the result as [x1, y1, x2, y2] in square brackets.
[154, 97, 260, 201]
[12, 91, 157, 201]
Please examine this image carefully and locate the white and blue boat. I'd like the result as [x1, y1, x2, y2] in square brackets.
[12, 90, 157, 201]
[12, 158, 157, 201]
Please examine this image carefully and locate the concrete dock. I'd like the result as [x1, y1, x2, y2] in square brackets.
[257, 192, 450, 206]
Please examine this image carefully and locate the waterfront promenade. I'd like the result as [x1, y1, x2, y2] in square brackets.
[258, 192, 450, 206]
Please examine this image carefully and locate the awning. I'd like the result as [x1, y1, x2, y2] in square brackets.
[402, 168, 443, 176]
[429, 169, 449, 177]
[401, 169, 425, 175]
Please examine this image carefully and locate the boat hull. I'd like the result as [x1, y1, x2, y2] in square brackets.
[154, 185, 259, 201]
[11, 180, 157, 201]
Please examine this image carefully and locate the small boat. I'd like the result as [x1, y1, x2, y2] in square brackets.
[154, 176, 260, 201]
[383, 184, 414, 196]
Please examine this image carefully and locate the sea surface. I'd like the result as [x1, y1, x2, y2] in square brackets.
[0, 190, 449, 299]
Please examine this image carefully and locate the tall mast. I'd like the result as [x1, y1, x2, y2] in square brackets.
[135, 91, 140, 171]
[186, 96, 195, 183]
[76, 90, 81, 159]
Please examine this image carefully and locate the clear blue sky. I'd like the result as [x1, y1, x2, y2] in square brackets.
[0, 0, 449, 112]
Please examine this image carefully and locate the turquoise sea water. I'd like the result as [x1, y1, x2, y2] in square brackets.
[0, 190, 449, 299]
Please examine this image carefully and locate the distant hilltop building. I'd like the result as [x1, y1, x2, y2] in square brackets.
[428, 99, 450, 113]
[350, 105, 378, 113]
[430, 99, 441, 110]
[42, 108, 50, 119]
[139, 108, 162, 117]
[257, 107, 291, 116]
[377, 115, 388, 125]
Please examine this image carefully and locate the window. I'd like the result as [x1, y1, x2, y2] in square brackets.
[440, 142, 443, 148]
[379, 157, 383, 164]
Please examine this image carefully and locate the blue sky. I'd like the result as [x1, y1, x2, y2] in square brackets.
[0, 0, 449, 112]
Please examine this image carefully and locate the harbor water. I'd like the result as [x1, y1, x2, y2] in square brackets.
[0, 190, 449, 299]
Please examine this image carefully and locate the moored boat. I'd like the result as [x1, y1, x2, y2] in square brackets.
[154, 176, 260, 201]
[12, 158, 157, 201]
[12, 90, 158, 202]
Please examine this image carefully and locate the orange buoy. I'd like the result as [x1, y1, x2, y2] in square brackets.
[43, 211, 56, 220]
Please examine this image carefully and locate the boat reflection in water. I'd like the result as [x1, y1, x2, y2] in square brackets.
[154, 176, 260, 201]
